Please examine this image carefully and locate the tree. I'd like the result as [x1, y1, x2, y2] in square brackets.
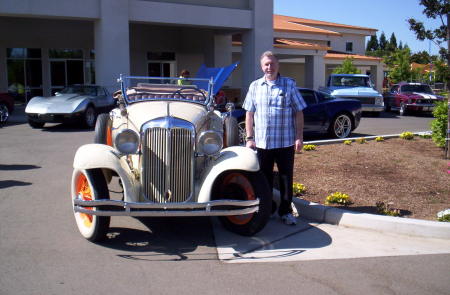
[410, 50, 432, 63]
[408, 0, 449, 157]
[408, 0, 449, 62]
[387, 48, 412, 83]
[379, 32, 388, 50]
[366, 35, 379, 52]
[387, 32, 398, 52]
[399, 41, 404, 49]
[332, 57, 361, 74]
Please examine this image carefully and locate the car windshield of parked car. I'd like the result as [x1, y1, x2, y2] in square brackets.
[331, 76, 371, 87]
[59, 86, 97, 96]
[120, 76, 212, 105]
[401, 84, 433, 94]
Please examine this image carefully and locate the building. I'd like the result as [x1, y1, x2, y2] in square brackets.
[0, 0, 383, 103]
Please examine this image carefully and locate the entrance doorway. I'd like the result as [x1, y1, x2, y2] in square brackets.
[50, 60, 84, 94]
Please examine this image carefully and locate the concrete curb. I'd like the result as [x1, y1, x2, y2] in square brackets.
[304, 131, 432, 145]
[293, 198, 450, 240]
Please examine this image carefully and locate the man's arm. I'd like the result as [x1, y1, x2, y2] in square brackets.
[245, 111, 256, 149]
[295, 110, 304, 152]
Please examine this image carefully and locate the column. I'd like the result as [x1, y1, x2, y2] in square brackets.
[305, 54, 325, 90]
[241, 0, 273, 93]
[95, 0, 130, 93]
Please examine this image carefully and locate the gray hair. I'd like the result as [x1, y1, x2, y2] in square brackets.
[260, 51, 278, 61]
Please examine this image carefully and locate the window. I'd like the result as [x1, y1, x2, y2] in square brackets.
[327, 41, 331, 47]
[7, 48, 43, 103]
[147, 52, 176, 78]
[345, 42, 353, 52]
[299, 90, 316, 106]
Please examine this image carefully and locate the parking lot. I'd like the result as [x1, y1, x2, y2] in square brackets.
[1, 109, 449, 295]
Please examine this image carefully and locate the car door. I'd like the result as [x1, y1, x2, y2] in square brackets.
[92, 87, 113, 110]
[299, 89, 327, 133]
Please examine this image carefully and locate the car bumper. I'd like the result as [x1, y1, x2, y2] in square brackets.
[73, 198, 260, 217]
[27, 112, 83, 123]
[362, 105, 384, 112]
[392, 103, 436, 112]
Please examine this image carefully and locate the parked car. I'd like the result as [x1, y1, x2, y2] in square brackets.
[233, 88, 362, 144]
[383, 82, 444, 116]
[319, 74, 384, 116]
[0, 92, 15, 124]
[25, 85, 115, 128]
[70, 73, 272, 242]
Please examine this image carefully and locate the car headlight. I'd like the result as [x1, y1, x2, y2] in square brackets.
[198, 131, 222, 155]
[375, 96, 384, 106]
[115, 129, 140, 154]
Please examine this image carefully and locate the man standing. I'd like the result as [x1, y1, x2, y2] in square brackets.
[243, 51, 306, 225]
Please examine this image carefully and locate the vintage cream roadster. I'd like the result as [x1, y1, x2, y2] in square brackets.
[71, 73, 272, 242]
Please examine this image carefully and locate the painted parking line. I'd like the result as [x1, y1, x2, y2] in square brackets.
[213, 217, 450, 263]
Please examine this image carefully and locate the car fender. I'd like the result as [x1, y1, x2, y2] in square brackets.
[197, 146, 260, 203]
[73, 144, 139, 202]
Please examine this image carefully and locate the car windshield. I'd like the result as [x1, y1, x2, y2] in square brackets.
[60, 86, 97, 96]
[331, 76, 371, 87]
[119, 75, 213, 105]
[401, 84, 433, 94]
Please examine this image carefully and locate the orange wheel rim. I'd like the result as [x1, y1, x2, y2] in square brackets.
[106, 126, 112, 146]
[225, 173, 255, 225]
[75, 173, 94, 227]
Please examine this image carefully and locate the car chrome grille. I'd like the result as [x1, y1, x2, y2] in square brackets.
[338, 96, 375, 105]
[142, 124, 194, 203]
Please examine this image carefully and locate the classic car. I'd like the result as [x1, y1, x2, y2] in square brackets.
[25, 85, 115, 128]
[71, 73, 272, 242]
[0, 92, 15, 124]
[319, 74, 384, 116]
[383, 82, 444, 115]
[233, 88, 362, 143]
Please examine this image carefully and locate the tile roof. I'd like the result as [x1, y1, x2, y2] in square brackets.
[274, 38, 329, 50]
[274, 15, 341, 36]
[325, 52, 382, 61]
[274, 14, 377, 34]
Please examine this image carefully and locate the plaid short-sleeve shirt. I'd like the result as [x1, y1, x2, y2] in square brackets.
[243, 76, 306, 149]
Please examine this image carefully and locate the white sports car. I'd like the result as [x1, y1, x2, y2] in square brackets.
[25, 85, 115, 128]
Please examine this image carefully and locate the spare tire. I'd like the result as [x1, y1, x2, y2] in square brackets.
[94, 113, 113, 146]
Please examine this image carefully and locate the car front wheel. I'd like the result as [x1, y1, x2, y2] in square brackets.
[83, 106, 96, 128]
[329, 113, 353, 138]
[72, 169, 110, 242]
[28, 118, 45, 128]
[214, 171, 271, 236]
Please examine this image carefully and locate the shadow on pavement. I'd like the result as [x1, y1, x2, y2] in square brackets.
[99, 217, 218, 261]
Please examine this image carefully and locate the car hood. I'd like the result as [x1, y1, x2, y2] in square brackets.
[330, 87, 382, 97]
[25, 94, 89, 114]
[401, 92, 443, 100]
[125, 101, 222, 132]
[193, 62, 239, 95]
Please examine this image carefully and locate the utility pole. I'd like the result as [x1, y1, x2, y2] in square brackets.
[446, 12, 450, 159]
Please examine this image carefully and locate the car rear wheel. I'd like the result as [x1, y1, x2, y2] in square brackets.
[329, 113, 353, 138]
[83, 106, 96, 128]
[94, 113, 113, 146]
[72, 169, 110, 242]
[0, 103, 9, 123]
[214, 171, 271, 236]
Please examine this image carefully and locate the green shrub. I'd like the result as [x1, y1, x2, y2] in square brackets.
[355, 137, 366, 144]
[430, 100, 448, 148]
[293, 182, 306, 195]
[375, 136, 384, 142]
[325, 192, 353, 206]
[437, 209, 450, 222]
[303, 144, 316, 151]
[343, 140, 352, 145]
[400, 131, 414, 140]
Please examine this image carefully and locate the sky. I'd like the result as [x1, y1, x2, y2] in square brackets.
[274, 0, 445, 55]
